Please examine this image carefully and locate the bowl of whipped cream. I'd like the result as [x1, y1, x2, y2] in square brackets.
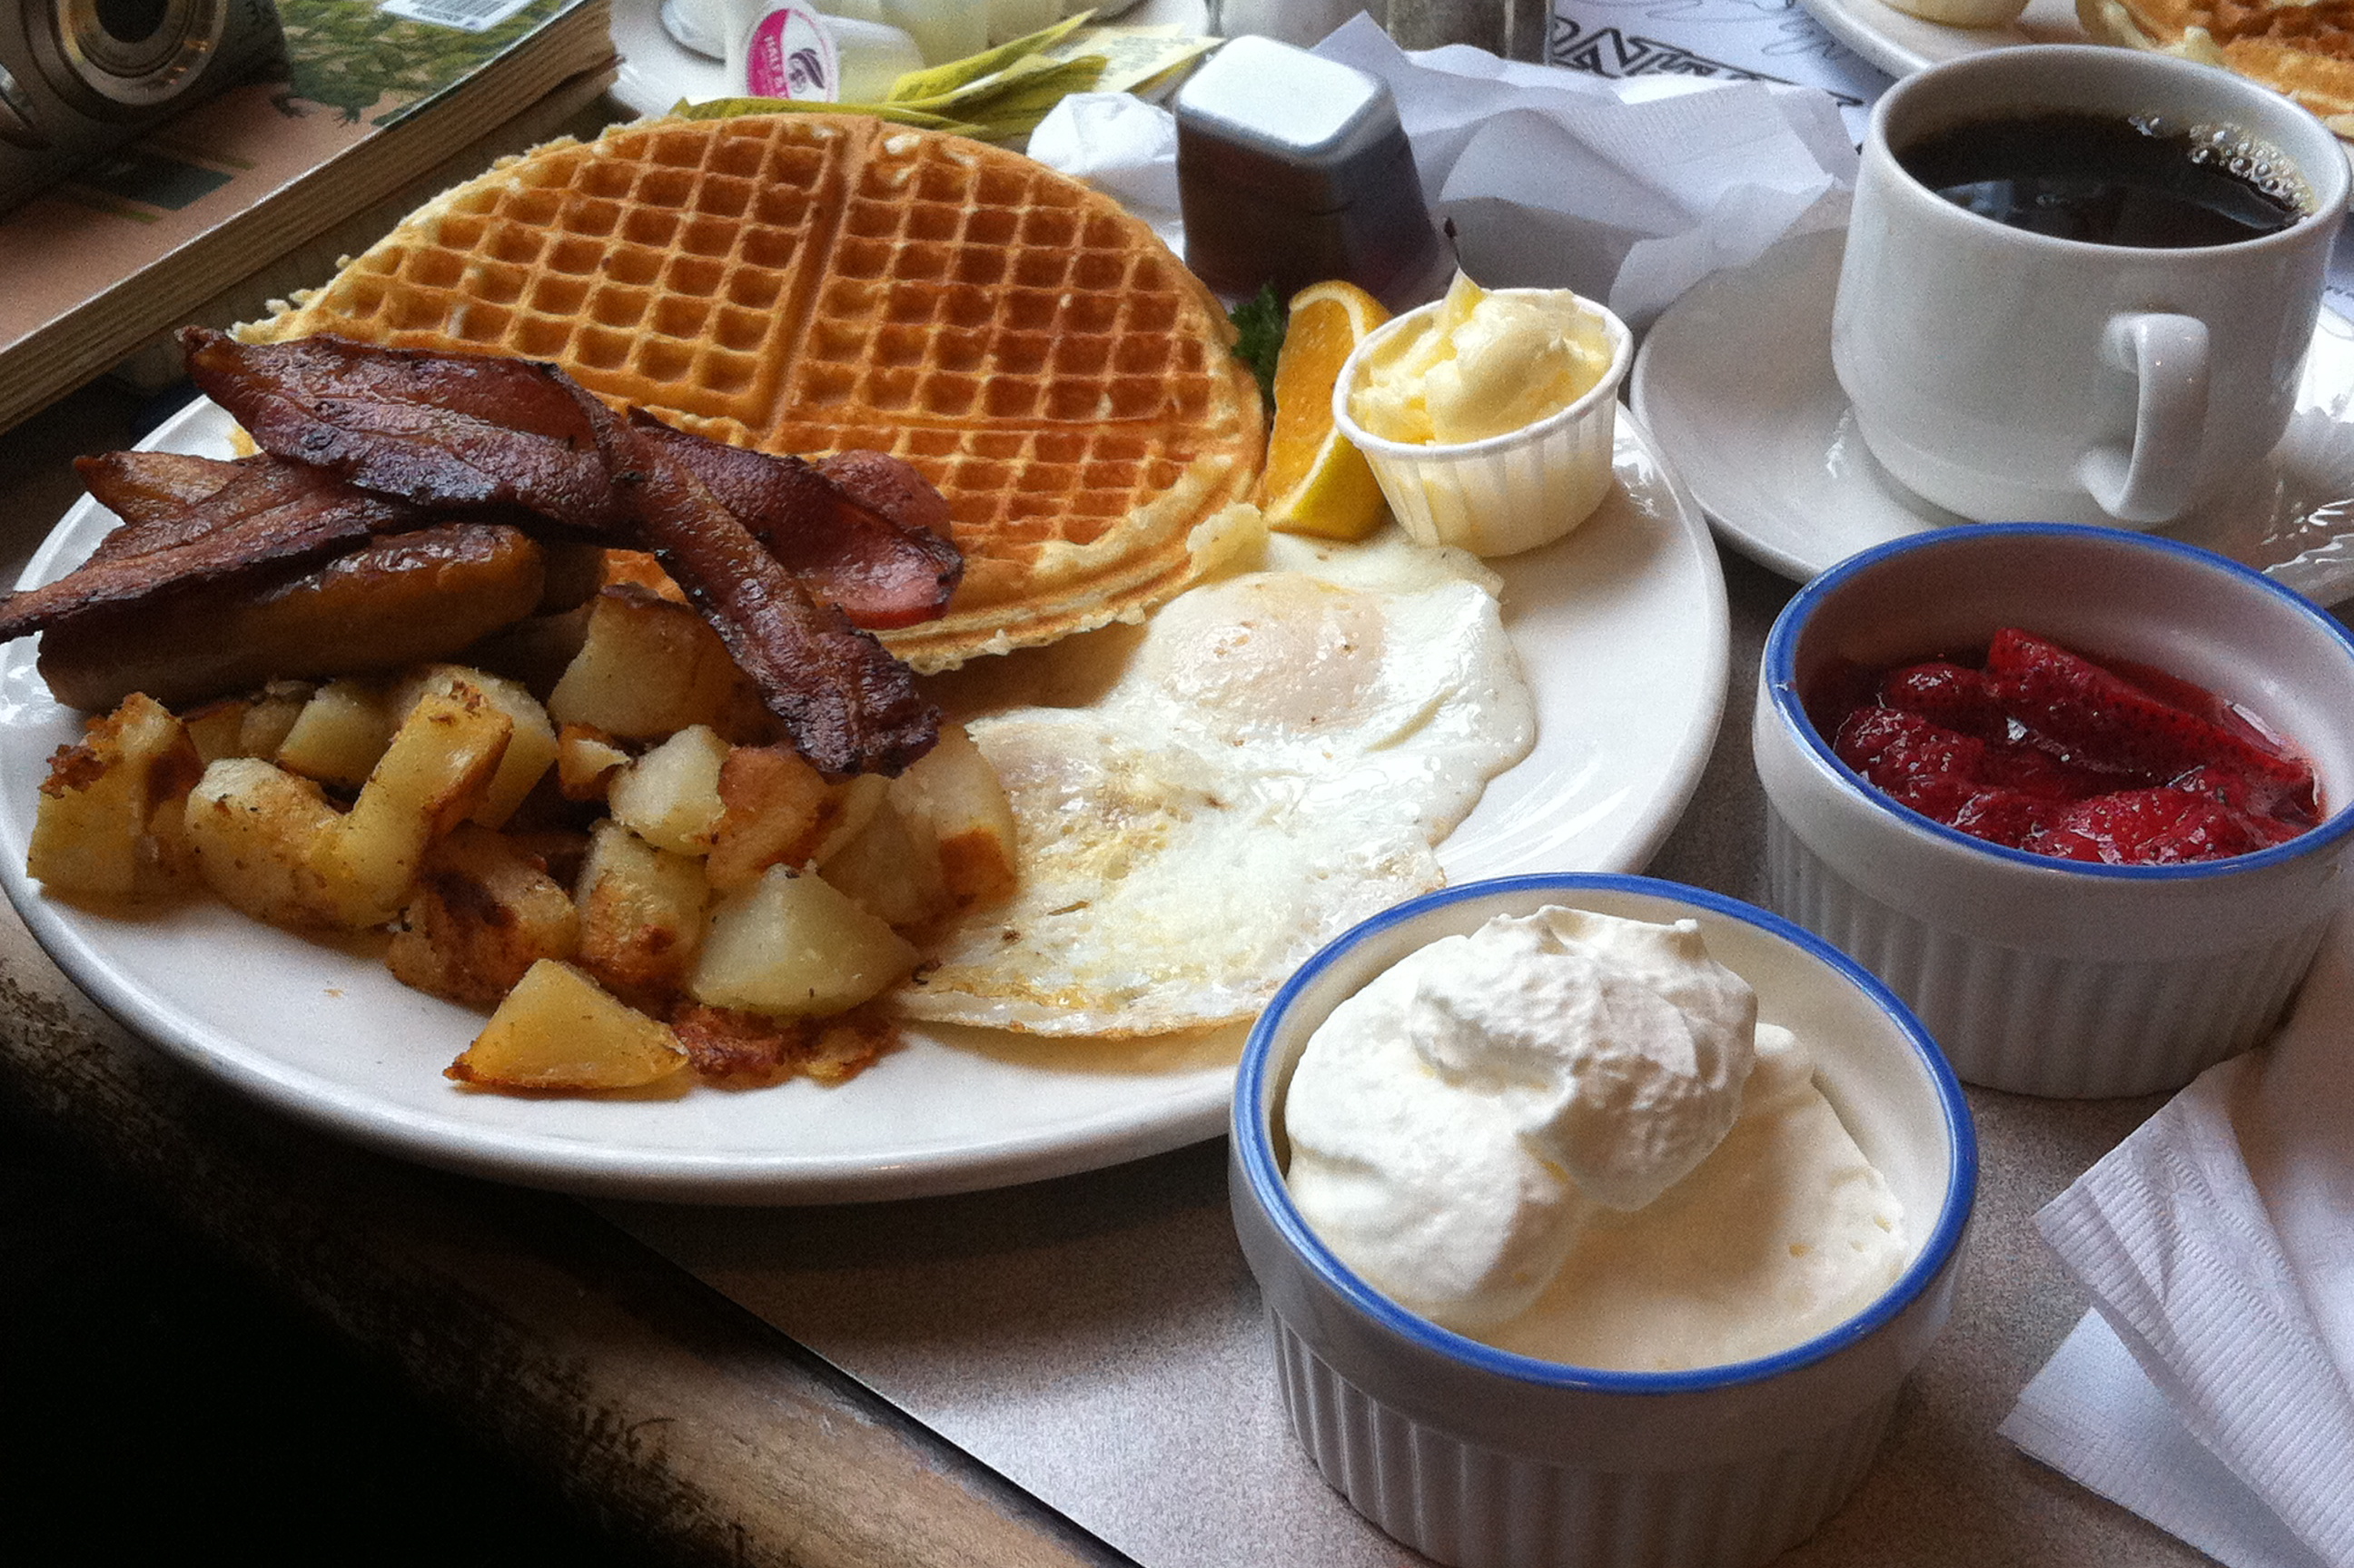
[1229, 873, 1975, 1568]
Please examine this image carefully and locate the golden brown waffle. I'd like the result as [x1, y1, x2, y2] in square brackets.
[2081, 0, 2354, 133]
[242, 114, 1266, 671]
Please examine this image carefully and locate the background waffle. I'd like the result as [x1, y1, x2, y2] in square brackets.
[243, 114, 1267, 670]
[2081, 0, 2354, 133]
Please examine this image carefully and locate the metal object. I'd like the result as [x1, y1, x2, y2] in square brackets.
[0, 0, 284, 212]
[1174, 33, 1447, 307]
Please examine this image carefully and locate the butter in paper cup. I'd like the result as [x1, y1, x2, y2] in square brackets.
[1333, 291, 1632, 557]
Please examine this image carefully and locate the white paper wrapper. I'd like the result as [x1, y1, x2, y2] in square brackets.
[1028, 15, 1856, 325]
[2003, 914, 2354, 1568]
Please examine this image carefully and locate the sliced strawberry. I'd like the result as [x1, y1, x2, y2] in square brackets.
[1835, 707, 1983, 792]
[1948, 786, 2062, 849]
[2033, 787, 2290, 865]
[1977, 738, 2124, 802]
[2170, 762, 2320, 833]
[1877, 660, 2008, 740]
[1984, 629, 2312, 794]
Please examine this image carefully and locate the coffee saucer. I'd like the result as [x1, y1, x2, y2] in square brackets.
[1628, 228, 2354, 608]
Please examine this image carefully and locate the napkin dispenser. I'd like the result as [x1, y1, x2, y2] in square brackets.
[1174, 35, 1448, 308]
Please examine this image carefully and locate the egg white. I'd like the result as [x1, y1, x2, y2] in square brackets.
[896, 531, 1538, 1037]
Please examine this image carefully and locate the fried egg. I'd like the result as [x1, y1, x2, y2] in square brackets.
[896, 530, 1537, 1037]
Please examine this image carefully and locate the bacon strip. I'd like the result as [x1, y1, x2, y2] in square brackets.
[76, 451, 249, 531]
[614, 425, 938, 777]
[182, 328, 626, 534]
[0, 461, 425, 644]
[623, 412, 962, 630]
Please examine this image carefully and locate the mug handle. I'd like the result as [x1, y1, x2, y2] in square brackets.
[2076, 312, 2211, 526]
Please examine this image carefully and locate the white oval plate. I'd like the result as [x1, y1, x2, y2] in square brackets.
[1795, 0, 2082, 81]
[1631, 227, 2354, 606]
[0, 396, 1727, 1204]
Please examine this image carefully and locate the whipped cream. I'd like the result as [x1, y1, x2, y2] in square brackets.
[1350, 272, 1614, 446]
[1282, 908, 1909, 1366]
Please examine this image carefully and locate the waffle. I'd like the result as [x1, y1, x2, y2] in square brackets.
[2081, 0, 2354, 133]
[242, 114, 1267, 670]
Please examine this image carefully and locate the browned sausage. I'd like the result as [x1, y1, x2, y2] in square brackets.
[38, 523, 547, 711]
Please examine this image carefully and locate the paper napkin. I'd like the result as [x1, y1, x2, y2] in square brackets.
[2003, 914, 2354, 1568]
[1309, 15, 1855, 326]
[1027, 14, 1855, 325]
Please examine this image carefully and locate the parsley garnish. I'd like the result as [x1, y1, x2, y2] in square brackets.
[1229, 284, 1285, 412]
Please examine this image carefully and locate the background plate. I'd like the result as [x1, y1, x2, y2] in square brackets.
[610, 0, 1213, 120]
[0, 396, 1727, 1204]
[1796, 0, 2082, 80]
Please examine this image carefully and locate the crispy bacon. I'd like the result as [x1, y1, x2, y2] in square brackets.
[182, 327, 627, 534]
[613, 424, 938, 777]
[622, 413, 962, 629]
[18, 334, 958, 774]
[76, 450, 249, 529]
[0, 460, 426, 644]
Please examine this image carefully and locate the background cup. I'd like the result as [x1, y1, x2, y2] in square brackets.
[1833, 45, 2349, 528]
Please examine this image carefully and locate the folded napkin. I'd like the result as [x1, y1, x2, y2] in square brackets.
[2003, 913, 2354, 1568]
[1027, 14, 1855, 325]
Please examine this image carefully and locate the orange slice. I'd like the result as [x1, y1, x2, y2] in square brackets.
[1258, 281, 1391, 540]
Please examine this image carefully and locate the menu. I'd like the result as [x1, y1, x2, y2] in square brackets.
[0, 0, 618, 435]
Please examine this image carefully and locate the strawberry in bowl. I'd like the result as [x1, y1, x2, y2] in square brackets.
[1753, 526, 2354, 1098]
[1818, 628, 2320, 865]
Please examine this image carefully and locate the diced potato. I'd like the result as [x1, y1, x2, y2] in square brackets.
[312, 685, 512, 927]
[810, 774, 889, 867]
[887, 722, 1017, 906]
[608, 725, 728, 855]
[447, 959, 687, 1091]
[688, 864, 916, 1017]
[387, 824, 581, 1008]
[393, 665, 558, 829]
[556, 722, 628, 802]
[819, 799, 951, 930]
[461, 604, 591, 701]
[27, 693, 203, 900]
[182, 699, 252, 764]
[704, 743, 828, 891]
[237, 680, 313, 759]
[545, 586, 743, 740]
[183, 757, 346, 928]
[274, 678, 394, 787]
[575, 818, 708, 1003]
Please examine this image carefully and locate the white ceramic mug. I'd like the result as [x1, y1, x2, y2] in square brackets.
[1833, 45, 2349, 528]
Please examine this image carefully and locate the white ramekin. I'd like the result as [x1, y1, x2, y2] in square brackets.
[1331, 291, 1632, 557]
[1231, 873, 1975, 1568]
[1755, 525, 2354, 1099]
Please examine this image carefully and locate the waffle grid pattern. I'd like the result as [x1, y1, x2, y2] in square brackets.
[250, 115, 1264, 666]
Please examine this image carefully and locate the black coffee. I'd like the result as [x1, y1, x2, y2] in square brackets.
[1897, 111, 2308, 248]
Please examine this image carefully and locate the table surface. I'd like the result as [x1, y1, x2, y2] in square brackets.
[0, 365, 2232, 1566]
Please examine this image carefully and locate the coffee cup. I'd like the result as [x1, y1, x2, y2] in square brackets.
[1833, 45, 2349, 528]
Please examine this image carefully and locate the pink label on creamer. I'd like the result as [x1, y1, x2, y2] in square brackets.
[745, 6, 840, 102]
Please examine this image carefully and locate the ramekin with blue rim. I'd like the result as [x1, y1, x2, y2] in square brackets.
[1755, 524, 2354, 1098]
[1229, 873, 1975, 1568]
